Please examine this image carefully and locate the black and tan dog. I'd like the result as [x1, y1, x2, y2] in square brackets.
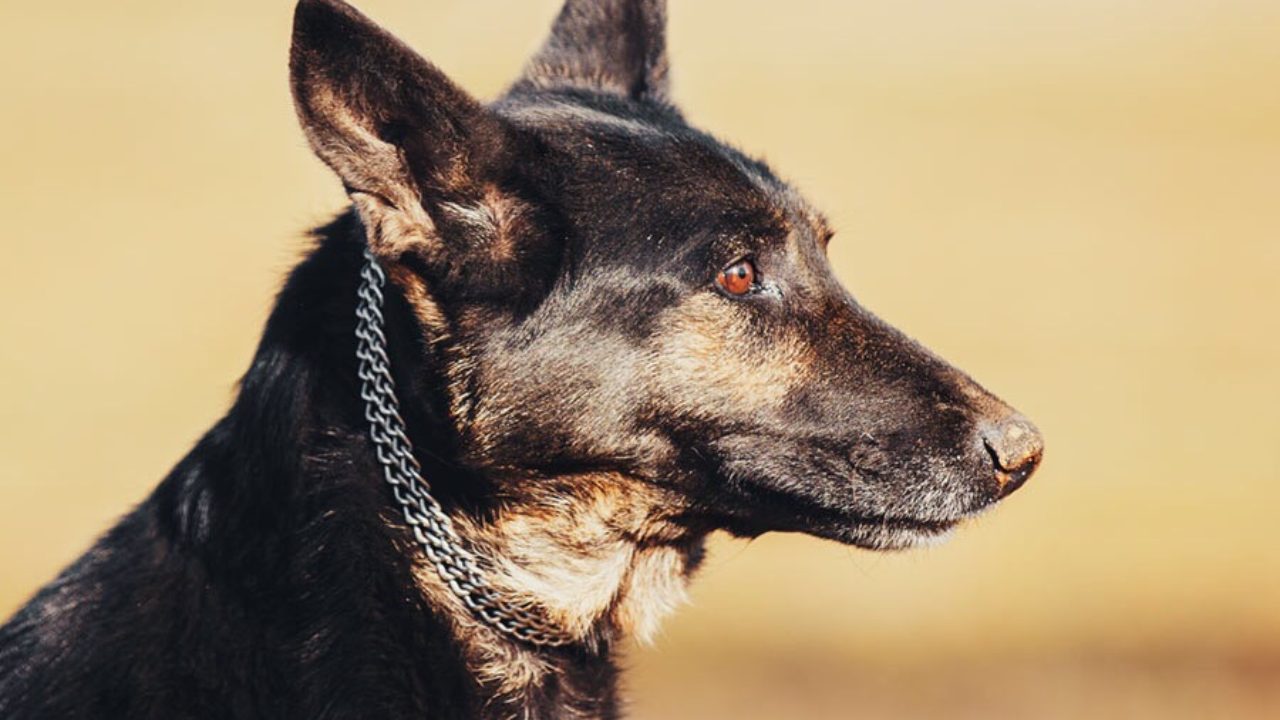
[0, 0, 1043, 717]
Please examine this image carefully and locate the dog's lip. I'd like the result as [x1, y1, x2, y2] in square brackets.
[848, 513, 961, 535]
[826, 513, 966, 551]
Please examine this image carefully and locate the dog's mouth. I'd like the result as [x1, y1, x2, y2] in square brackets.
[759, 501, 972, 551]
[711, 462, 985, 551]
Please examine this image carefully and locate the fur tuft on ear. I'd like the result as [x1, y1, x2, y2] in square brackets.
[289, 0, 512, 256]
[514, 0, 670, 102]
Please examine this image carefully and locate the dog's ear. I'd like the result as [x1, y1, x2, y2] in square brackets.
[514, 0, 669, 102]
[290, 0, 512, 258]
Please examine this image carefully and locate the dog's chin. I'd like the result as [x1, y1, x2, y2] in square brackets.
[812, 515, 963, 551]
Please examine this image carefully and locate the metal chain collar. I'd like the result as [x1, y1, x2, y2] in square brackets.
[354, 246, 573, 648]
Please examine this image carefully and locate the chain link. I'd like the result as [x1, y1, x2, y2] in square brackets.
[355, 247, 573, 648]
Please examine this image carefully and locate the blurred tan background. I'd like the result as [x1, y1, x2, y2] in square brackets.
[2, 0, 1278, 717]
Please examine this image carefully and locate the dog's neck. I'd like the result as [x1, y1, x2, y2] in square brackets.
[363, 230, 705, 716]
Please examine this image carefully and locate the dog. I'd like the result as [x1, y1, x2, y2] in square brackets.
[0, 0, 1043, 717]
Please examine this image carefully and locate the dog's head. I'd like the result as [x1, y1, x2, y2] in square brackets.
[290, 0, 1042, 550]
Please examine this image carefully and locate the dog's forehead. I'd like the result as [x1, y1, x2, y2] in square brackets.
[497, 94, 823, 247]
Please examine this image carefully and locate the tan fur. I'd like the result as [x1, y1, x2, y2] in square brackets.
[482, 186, 535, 264]
[404, 473, 698, 712]
[652, 293, 812, 413]
[384, 263, 488, 434]
[293, 80, 437, 258]
[438, 186, 536, 264]
[612, 543, 691, 644]
[349, 192, 436, 259]
[385, 266, 449, 340]
[384, 265, 488, 436]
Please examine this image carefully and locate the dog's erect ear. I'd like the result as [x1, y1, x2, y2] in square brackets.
[290, 0, 512, 257]
[514, 0, 669, 102]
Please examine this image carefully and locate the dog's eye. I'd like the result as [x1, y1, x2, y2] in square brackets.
[716, 259, 757, 296]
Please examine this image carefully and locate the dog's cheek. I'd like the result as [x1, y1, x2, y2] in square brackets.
[646, 294, 812, 423]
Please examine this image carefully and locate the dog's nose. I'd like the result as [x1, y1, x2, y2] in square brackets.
[980, 413, 1043, 497]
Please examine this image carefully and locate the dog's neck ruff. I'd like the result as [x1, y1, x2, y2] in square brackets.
[354, 247, 573, 648]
